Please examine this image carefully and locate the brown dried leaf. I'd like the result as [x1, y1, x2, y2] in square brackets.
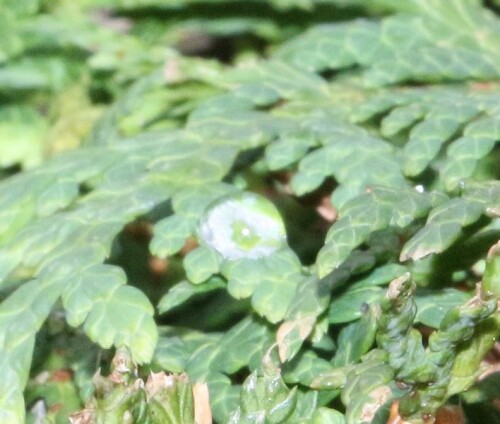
[360, 385, 391, 423]
[69, 409, 95, 424]
[193, 382, 212, 424]
[316, 196, 338, 223]
[276, 316, 315, 362]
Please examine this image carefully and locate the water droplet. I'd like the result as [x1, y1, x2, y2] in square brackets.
[198, 192, 287, 260]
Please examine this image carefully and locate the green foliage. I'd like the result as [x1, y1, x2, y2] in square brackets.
[376, 274, 497, 420]
[277, 0, 500, 86]
[70, 348, 211, 423]
[227, 359, 298, 423]
[0, 0, 499, 423]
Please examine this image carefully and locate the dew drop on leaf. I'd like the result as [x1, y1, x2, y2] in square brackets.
[198, 192, 287, 260]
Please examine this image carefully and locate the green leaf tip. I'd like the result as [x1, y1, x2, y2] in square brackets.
[227, 353, 298, 424]
[311, 350, 394, 424]
[483, 241, 500, 299]
[184, 245, 222, 284]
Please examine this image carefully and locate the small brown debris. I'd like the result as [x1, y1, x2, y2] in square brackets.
[435, 405, 465, 424]
[149, 256, 169, 276]
[386, 401, 466, 424]
[316, 196, 338, 222]
[69, 408, 95, 424]
[49, 369, 73, 382]
[47, 403, 63, 414]
[180, 237, 199, 256]
[126, 221, 153, 242]
[386, 400, 412, 424]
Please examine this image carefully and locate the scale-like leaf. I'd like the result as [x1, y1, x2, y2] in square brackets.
[184, 246, 222, 284]
[377, 273, 497, 420]
[483, 241, 500, 298]
[318, 187, 432, 277]
[283, 350, 335, 387]
[0, 134, 241, 419]
[264, 132, 316, 171]
[222, 249, 304, 323]
[150, 215, 196, 257]
[312, 408, 345, 424]
[341, 361, 394, 424]
[0, 1, 499, 422]
[442, 115, 500, 190]
[215, 316, 274, 375]
[153, 317, 274, 423]
[400, 197, 488, 261]
[0, 278, 65, 424]
[329, 285, 383, 324]
[157, 278, 226, 314]
[83, 285, 157, 364]
[448, 317, 499, 397]
[291, 132, 405, 204]
[331, 307, 377, 366]
[227, 363, 298, 424]
[414, 289, 472, 328]
[402, 104, 478, 177]
[278, 1, 500, 86]
[171, 183, 239, 220]
[62, 264, 125, 327]
[351, 86, 499, 189]
[311, 350, 394, 424]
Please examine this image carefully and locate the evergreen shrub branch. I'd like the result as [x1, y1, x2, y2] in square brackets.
[0, 0, 498, 423]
